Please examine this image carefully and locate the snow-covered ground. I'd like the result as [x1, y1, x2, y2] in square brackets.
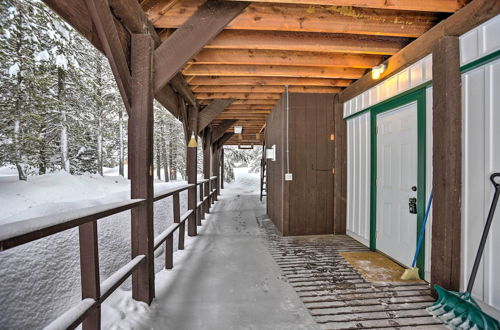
[0, 167, 260, 329]
[0, 167, 188, 329]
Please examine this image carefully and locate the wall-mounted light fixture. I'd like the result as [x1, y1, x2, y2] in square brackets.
[371, 63, 386, 80]
[187, 132, 197, 147]
[234, 126, 243, 134]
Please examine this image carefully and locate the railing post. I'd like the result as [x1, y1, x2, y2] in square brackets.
[165, 234, 173, 269]
[173, 192, 183, 250]
[79, 221, 100, 330]
[129, 33, 155, 304]
[199, 183, 205, 221]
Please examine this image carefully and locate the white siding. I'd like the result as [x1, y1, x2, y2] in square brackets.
[343, 55, 432, 118]
[346, 112, 371, 246]
[462, 58, 500, 313]
[460, 15, 500, 66]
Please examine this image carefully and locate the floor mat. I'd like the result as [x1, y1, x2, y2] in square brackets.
[340, 251, 425, 283]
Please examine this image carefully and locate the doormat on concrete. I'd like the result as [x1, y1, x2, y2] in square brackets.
[340, 251, 425, 283]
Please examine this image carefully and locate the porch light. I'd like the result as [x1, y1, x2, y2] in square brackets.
[371, 64, 386, 80]
[187, 132, 197, 148]
[234, 126, 243, 134]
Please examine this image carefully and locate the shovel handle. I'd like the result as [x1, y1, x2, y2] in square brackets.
[467, 172, 500, 293]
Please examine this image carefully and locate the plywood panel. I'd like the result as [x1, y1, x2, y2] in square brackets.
[462, 59, 500, 313]
[346, 112, 371, 246]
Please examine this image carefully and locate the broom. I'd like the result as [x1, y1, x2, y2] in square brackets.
[400, 191, 433, 281]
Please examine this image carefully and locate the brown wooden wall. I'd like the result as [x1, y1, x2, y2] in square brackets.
[265, 95, 285, 233]
[266, 93, 335, 236]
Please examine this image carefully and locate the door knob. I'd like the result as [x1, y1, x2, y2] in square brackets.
[411, 186, 417, 191]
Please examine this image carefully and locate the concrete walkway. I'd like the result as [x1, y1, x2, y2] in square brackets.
[141, 173, 319, 330]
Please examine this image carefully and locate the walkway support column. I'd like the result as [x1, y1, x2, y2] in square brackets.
[203, 129, 211, 215]
[431, 36, 462, 294]
[212, 146, 219, 202]
[333, 95, 347, 234]
[187, 104, 198, 236]
[221, 148, 225, 189]
[129, 34, 155, 304]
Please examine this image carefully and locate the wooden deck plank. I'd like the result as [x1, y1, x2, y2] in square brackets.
[260, 219, 444, 329]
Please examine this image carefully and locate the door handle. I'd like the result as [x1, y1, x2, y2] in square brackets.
[409, 197, 417, 214]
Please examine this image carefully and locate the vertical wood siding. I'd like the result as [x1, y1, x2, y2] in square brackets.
[346, 112, 371, 246]
[462, 59, 500, 313]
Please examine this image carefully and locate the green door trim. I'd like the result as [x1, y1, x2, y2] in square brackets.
[369, 88, 427, 279]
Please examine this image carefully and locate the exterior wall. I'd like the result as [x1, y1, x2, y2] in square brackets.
[461, 14, 500, 314]
[346, 113, 370, 246]
[343, 55, 432, 119]
[288, 93, 335, 235]
[265, 96, 285, 233]
[266, 93, 335, 235]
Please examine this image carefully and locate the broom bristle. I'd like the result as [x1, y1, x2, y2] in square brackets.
[400, 267, 420, 280]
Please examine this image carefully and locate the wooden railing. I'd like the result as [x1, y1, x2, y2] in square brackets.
[0, 176, 219, 330]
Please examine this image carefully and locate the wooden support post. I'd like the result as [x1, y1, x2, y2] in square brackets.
[165, 234, 173, 269]
[187, 105, 198, 236]
[211, 147, 219, 203]
[173, 192, 183, 250]
[129, 34, 155, 304]
[333, 95, 347, 234]
[221, 148, 225, 189]
[79, 221, 100, 330]
[203, 131, 211, 214]
[431, 36, 462, 294]
[215, 148, 221, 197]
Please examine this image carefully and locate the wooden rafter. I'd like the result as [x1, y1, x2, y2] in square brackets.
[198, 98, 235, 133]
[192, 85, 342, 94]
[215, 132, 235, 149]
[184, 64, 366, 79]
[205, 30, 411, 55]
[153, 0, 249, 94]
[196, 93, 281, 100]
[224, 0, 464, 13]
[150, 0, 441, 37]
[200, 99, 276, 105]
[190, 49, 383, 68]
[188, 76, 353, 87]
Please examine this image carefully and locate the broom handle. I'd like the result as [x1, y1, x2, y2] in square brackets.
[411, 191, 433, 267]
[467, 173, 500, 293]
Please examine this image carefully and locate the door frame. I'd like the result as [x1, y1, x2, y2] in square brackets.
[369, 87, 427, 278]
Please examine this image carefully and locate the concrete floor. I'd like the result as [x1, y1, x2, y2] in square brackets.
[144, 179, 319, 330]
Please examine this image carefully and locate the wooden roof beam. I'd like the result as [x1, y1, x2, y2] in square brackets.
[184, 64, 365, 79]
[211, 120, 238, 142]
[188, 76, 353, 87]
[195, 93, 281, 100]
[85, 0, 133, 113]
[340, 0, 500, 102]
[153, 0, 248, 94]
[215, 132, 236, 149]
[198, 98, 235, 133]
[151, 0, 440, 38]
[200, 99, 277, 105]
[224, 0, 463, 13]
[192, 85, 342, 93]
[191, 49, 383, 68]
[206, 30, 410, 55]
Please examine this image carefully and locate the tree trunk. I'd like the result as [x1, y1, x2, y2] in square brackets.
[161, 124, 169, 182]
[118, 107, 125, 177]
[95, 55, 103, 176]
[58, 67, 70, 172]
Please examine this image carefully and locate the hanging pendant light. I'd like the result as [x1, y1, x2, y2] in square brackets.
[187, 132, 197, 147]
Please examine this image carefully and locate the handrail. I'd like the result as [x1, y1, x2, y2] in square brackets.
[154, 183, 194, 202]
[0, 199, 145, 251]
[2, 176, 218, 330]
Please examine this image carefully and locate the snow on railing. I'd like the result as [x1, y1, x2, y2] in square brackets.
[0, 178, 219, 330]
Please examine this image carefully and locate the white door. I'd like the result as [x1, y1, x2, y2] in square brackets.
[376, 102, 418, 267]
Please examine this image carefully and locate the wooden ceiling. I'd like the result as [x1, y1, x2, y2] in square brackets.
[141, 0, 465, 145]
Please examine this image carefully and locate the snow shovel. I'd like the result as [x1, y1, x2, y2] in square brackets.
[427, 172, 500, 330]
[401, 190, 433, 281]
